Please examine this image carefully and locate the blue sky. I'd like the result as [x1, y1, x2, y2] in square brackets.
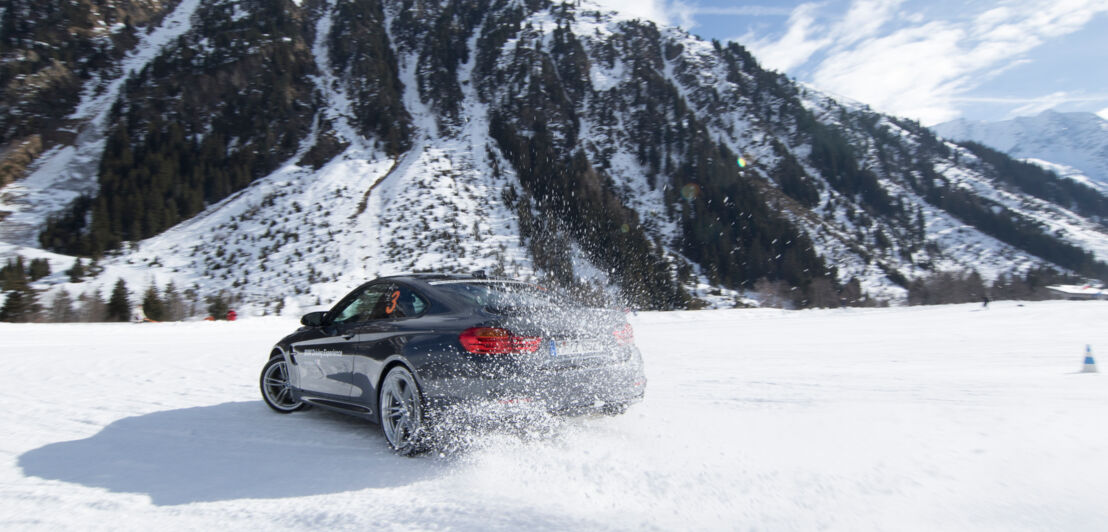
[593, 0, 1108, 125]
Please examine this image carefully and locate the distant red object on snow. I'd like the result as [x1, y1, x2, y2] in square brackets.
[226, 309, 237, 321]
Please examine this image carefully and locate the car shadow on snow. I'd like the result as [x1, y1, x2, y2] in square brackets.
[18, 401, 445, 506]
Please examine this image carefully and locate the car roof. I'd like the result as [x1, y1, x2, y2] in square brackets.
[368, 273, 536, 314]
[374, 272, 528, 286]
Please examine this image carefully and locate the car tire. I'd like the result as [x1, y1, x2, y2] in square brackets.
[260, 356, 306, 413]
[378, 366, 428, 455]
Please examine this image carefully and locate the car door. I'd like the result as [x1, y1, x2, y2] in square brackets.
[346, 283, 430, 406]
[291, 283, 396, 398]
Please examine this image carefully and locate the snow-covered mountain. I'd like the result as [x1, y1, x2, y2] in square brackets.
[3, 0, 1108, 314]
[932, 111, 1108, 191]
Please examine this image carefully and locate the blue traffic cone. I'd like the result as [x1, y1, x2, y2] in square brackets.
[1082, 345, 1098, 373]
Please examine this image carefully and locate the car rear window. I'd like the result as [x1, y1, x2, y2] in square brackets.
[432, 281, 566, 309]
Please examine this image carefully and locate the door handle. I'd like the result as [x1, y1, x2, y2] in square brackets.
[343, 334, 356, 340]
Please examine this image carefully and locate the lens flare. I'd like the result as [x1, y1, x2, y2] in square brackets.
[737, 157, 747, 168]
[620, 223, 630, 233]
[680, 183, 700, 201]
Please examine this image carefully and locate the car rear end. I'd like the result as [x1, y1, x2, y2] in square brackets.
[417, 280, 646, 416]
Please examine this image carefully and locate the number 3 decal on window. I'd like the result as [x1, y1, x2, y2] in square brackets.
[385, 290, 400, 314]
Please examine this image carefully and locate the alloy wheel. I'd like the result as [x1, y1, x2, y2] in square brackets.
[261, 358, 304, 412]
[380, 368, 424, 454]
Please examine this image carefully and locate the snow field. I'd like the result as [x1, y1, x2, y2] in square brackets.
[1, 301, 1106, 530]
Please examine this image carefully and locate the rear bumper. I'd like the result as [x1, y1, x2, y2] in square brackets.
[420, 349, 646, 414]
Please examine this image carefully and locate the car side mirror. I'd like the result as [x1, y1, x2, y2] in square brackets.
[300, 311, 326, 327]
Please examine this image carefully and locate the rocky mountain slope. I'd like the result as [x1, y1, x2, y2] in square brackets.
[3, 0, 1108, 314]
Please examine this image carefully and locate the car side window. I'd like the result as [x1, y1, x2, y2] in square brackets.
[331, 285, 393, 324]
[331, 284, 428, 324]
[385, 285, 427, 319]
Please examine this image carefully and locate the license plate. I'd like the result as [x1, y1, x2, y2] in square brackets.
[550, 340, 597, 357]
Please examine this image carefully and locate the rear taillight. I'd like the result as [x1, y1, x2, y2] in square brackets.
[614, 323, 634, 345]
[459, 327, 542, 354]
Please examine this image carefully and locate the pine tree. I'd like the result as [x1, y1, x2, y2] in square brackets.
[49, 289, 79, 322]
[106, 279, 131, 322]
[67, 258, 86, 283]
[1, 292, 26, 322]
[0, 288, 39, 322]
[78, 289, 107, 322]
[0, 257, 40, 322]
[163, 280, 185, 321]
[185, 284, 201, 318]
[28, 258, 51, 281]
[1, 257, 26, 290]
[207, 293, 229, 320]
[0, 266, 39, 323]
[142, 284, 166, 321]
[840, 278, 864, 306]
[806, 278, 839, 308]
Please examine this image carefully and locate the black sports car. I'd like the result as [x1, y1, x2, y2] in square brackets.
[259, 273, 646, 454]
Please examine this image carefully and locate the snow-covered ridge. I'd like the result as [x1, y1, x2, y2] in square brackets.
[932, 110, 1108, 187]
[1023, 158, 1108, 195]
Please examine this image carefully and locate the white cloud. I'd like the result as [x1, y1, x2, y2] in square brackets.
[588, 1, 791, 33]
[743, 0, 905, 72]
[744, 0, 1108, 125]
[952, 93, 1108, 119]
[1006, 92, 1077, 117]
[742, 3, 832, 73]
[690, 6, 793, 16]
[584, 0, 676, 25]
[812, 24, 968, 124]
[1098, 107, 1108, 121]
[834, 0, 906, 48]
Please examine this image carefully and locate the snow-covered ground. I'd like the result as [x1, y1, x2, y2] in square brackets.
[2, 301, 1106, 530]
